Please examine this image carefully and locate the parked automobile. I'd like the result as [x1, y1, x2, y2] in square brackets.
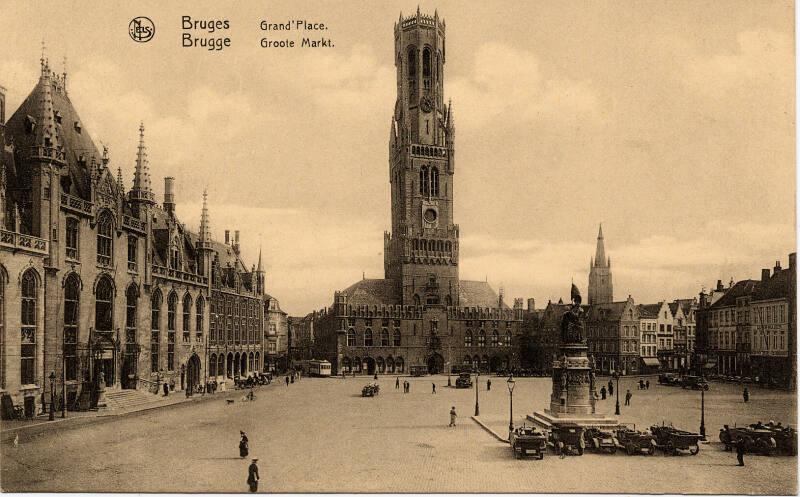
[615, 427, 656, 455]
[455, 373, 473, 389]
[510, 425, 547, 459]
[361, 384, 380, 397]
[549, 423, 585, 456]
[719, 422, 797, 455]
[679, 375, 710, 390]
[583, 427, 619, 454]
[658, 373, 681, 386]
[651, 424, 702, 455]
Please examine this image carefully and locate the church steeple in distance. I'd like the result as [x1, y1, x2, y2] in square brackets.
[588, 224, 613, 305]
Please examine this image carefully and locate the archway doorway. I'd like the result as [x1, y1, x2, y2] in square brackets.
[364, 357, 376, 375]
[490, 356, 503, 373]
[187, 354, 201, 393]
[240, 354, 248, 376]
[427, 353, 444, 374]
[227, 353, 234, 378]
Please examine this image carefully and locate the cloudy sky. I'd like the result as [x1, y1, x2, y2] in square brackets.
[1, 0, 795, 315]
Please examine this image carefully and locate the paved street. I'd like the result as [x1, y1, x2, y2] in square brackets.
[0, 375, 796, 493]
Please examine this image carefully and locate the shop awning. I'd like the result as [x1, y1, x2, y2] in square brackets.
[642, 357, 661, 367]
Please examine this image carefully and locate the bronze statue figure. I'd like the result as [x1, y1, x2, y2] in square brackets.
[560, 283, 586, 343]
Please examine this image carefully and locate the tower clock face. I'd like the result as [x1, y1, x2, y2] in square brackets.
[420, 96, 433, 113]
[424, 208, 437, 223]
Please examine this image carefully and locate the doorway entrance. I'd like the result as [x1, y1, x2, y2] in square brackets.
[186, 354, 201, 393]
[427, 353, 444, 374]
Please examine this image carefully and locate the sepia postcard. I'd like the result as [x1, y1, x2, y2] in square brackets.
[0, 0, 797, 494]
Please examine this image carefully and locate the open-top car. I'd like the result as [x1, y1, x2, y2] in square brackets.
[720, 423, 783, 455]
[455, 373, 473, 389]
[651, 424, 702, 455]
[679, 375, 710, 390]
[361, 384, 380, 397]
[658, 373, 681, 386]
[615, 427, 656, 455]
[509, 425, 547, 459]
[584, 427, 619, 454]
[549, 423, 585, 456]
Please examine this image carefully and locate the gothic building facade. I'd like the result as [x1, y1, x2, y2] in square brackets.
[312, 11, 526, 375]
[0, 59, 272, 416]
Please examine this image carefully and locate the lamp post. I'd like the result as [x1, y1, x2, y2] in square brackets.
[507, 374, 516, 433]
[48, 371, 56, 421]
[614, 371, 621, 415]
[699, 375, 706, 439]
[474, 370, 480, 416]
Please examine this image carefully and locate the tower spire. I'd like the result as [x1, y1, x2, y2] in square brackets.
[594, 224, 606, 268]
[116, 166, 124, 193]
[199, 188, 211, 244]
[257, 245, 263, 272]
[129, 122, 155, 203]
[33, 47, 62, 160]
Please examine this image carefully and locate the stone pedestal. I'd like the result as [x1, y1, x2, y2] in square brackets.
[95, 377, 107, 409]
[529, 343, 618, 430]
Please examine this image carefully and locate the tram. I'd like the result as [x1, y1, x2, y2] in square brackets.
[308, 359, 332, 377]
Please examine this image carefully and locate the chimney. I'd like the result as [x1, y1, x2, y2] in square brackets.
[790, 252, 796, 270]
[527, 298, 535, 312]
[774, 260, 782, 275]
[762, 269, 771, 282]
[224, 230, 230, 245]
[233, 230, 240, 255]
[716, 280, 724, 292]
[163, 177, 175, 215]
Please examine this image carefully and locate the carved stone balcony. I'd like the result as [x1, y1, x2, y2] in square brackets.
[0, 230, 49, 255]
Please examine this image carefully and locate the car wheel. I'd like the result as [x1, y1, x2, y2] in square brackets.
[626, 444, 635, 456]
[577, 445, 584, 456]
[646, 445, 655, 456]
[689, 444, 700, 456]
[609, 446, 617, 455]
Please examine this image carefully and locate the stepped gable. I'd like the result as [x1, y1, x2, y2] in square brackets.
[6, 68, 100, 200]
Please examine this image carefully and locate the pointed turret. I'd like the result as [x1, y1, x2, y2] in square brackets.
[256, 246, 263, 272]
[128, 122, 155, 204]
[116, 166, 124, 193]
[199, 188, 211, 246]
[588, 223, 613, 305]
[30, 53, 64, 164]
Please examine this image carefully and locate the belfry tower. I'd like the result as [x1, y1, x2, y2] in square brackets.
[588, 224, 613, 305]
[384, 9, 459, 307]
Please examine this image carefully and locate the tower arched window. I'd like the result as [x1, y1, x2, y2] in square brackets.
[407, 46, 417, 95]
[381, 328, 390, 346]
[95, 276, 114, 333]
[21, 270, 38, 385]
[420, 166, 429, 196]
[64, 275, 81, 381]
[66, 217, 79, 260]
[491, 330, 499, 347]
[167, 292, 177, 371]
[393, 328, 401, 346]
[422, 47, 432, 89]
[431, 167, 439, 196]
[505, 331, 512, 347]
[364, 328, 373, 347]
[97, 212, 113, 266]
[196, 296, 204, 341]
[347, 328, 356, 347]
[478, 330, 486, 348]
[465, 330, 473, 347]
[151, 290, 162, 373]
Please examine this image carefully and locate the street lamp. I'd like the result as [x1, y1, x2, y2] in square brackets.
[48, 371, 56, 421]
[474, 370, 480, 416]
[613, 371, 621, 415]
[699, 375, 706, 439]
[507, 374, 516, 433]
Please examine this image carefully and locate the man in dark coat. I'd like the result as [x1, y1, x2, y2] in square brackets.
[285, 376, 289, 387]
[163, 382, 169, 396]
[625, 389, 632, 406]
[735, 438, 746, 466]
[247, 458, 260, 492]
[600, 386, 607, 399]
[487, 378, 492, 391]
[608, 380, 614, 396]
[396, 377, 400, 389]
[432, 382, 436, 394]
[743, 387, 750, 403]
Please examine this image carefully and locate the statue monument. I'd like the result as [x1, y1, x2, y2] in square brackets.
[529, 284, 618, 429]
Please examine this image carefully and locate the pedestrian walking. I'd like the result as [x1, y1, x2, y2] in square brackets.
[396, 377, 400, 389]
[12, 434, 18, 448]
[625, 389, 632, 406]
[743, 387, 749, 403]
[432, 382, 436, 394]
[352, 369, 356, 378]
[600, 386, 607, 400]
[342, 370, 345, 379]
[285, 375, 289, 387]
[374, 373, 378, 380]
[645, 380, 650, 390]
[247, 458, 260, 492]
[239, 431, 249, 458]
[163, 382, 169, 396]
[735, 438, 746, 466]
[449, 406, 457, 427]
[608, 380, 613, 396]
[487, 378, 492, 391]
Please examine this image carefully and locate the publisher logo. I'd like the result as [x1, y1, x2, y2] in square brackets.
[129, 17, 155, 43]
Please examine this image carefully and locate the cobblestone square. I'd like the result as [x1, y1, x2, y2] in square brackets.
[0, 375, 795, 493]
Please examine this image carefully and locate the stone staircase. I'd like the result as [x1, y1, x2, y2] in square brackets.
[104, 389, 162, 411]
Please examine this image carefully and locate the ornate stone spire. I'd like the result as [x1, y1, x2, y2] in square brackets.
[199, 188, 211, 246]
[594, 224, 607, 268]
[116, 166, 124, 193]
[256, 245, 263, 272]
[128, 122, 155, 204]
[32, 45, 63, 163]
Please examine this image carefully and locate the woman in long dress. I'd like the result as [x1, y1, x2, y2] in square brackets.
[239, 431, 249, 458]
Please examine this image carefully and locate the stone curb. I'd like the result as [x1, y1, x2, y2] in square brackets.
[471, 415, 509, 444]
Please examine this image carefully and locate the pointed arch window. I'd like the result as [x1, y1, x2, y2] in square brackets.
[393, 328, 401, 346]
[505, 331, 512, 347]
[97, 212, 113, 266]
[478, 330, 486, 348]
[64, 275, 80, 381]
[196, 296, 204, 342]
[167, 292, 177, 371]
[66, 217, 79, 260]
[151, 290, 162, 373]
[465, 330, 473, 347]
[95, 276, 114, 333]
[21, 270, 38, 385]
[407, 46, 417, 95]
[127, 235, 138, 271]
[182, 293, 192, 342]
[420, 166, 429, 196]
[347, 328, 356, 347]
[364, 328, 373, 347]
[430, 167, 439, 196]
[381, 328, 390, 346]
[422, 47, 432, 89]
[491, 330, 499, 347]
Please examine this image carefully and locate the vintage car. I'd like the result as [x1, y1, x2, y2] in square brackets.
[658, 373, 681, 386]
[615, 427, 657, 455]
[455, 373, 473, 389]
[719, 423, 786, 455]
[509, 425, 548, 459]
[679, 375, 710, 390]
[651, 424, 702, 455]
[361, 384, 380, 397]
[549, 423, 585, 456]
[763, 423, 798, 455]
[583, 427, 619, 454]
